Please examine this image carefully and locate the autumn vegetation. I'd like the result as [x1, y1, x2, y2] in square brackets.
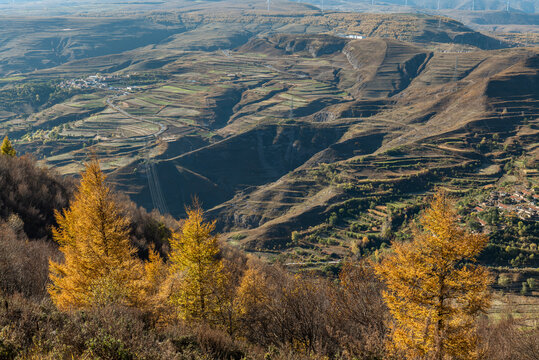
[0, 155, 537, 359]
[1, 136, 16, 157]
[48, 160, 144, 310]
[374, 193, 492, 359]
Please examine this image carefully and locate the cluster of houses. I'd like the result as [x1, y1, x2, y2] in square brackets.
[344, 34, 364, 40]
[337, 34, 365, 40]
[60, 74, 136, 95]
[473, 187, 539, 226]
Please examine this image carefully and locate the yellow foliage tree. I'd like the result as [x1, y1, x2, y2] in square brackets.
[236, 266, 269, 318]
[1, 136, 16, 157]
[140, 245, 169, 311]
[48, 160, 143, 310]
[168, 202, 226, 323]
[374, 191, 491, 360]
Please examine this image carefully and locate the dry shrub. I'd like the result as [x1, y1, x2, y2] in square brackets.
[237, 260, 387, 358]
[0, 218, 59, 299]
[478, 315, 539, 360]
[0, 294, 190, 359]
[116, 192, 175, 258]
[195, 325, 245, 360]
[328, 262, 387, 359]
[0, 294, 62, 358]
[0, 155, 73, 239]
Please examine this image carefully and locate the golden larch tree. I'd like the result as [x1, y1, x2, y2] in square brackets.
[374, 191, 491, 360]
[48, 160, 143, 310]
[168, 202, 226, 323]
[1, 136, 16, 157]
[236, 266, 270, 319]
[140, 245, 168, 311]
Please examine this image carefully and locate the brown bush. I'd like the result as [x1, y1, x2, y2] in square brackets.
[478, 315, 539, 360]
[117, 193, 175, 258]
[0, 218, 59, 299]
[328, 261, 387, 359]
[0, 155, 73, 239]
[236, 261, 387, 358]
[195, 325, 245, 360]
[0, 294, 196, 359]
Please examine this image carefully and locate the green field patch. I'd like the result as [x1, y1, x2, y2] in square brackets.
[126, 108, 157, 116]
[137, 96, 173, 106]
[296, 80, 329, 87]
[240, 52, 268, 59]
[72, 93, 101, 101]
[298, 59, 332, 66]
[199, 131, 216, 139]
[170, 118, 197, 126]
[0, 76, 25, 82]
[157, 85, 197, 94]
[296, 85, 333, 93]
[184, 84, 210, 91]
[66, 100, 104, 109]
[159, 107, 201, 117]
[279, 93, 309, 103]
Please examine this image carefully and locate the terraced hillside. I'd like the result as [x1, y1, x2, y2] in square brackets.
[1, 6, 537, 265]
[110, 37, 537, 257]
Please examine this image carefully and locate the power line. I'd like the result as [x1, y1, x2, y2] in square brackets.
[144, 141, 168, 215]
[150, 157, 168, 214]
[289, 96, 294, 120]
[144, 142, 159, 212]
[452, 55, 459, 89]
